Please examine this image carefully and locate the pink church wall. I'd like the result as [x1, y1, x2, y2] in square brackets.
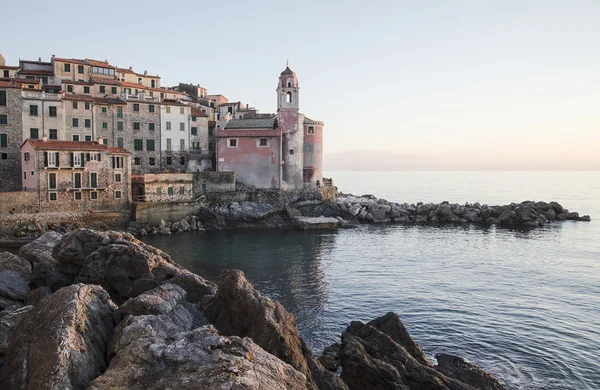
[303, 123, 323, 187]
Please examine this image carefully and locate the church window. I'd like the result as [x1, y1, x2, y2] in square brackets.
[307, 126, 315, 135]
[289, 149, 294, 155]
[286, 92, 292, 103]
[287, 82, 291, 88]
[228, 138, 238, 148]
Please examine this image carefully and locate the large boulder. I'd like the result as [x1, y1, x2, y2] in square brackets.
[0, 252, 32, 281]
[25, 285, 53, 305]
[435, 353, 506, 390]
[338, 314, 507, 390]
[514, 205, 536, 221]
[438, 204, 460, 223]
[18, 231, 62, 267]
[204, 269, 347, 390]
[0, 305, 33, 366]
[89, 325, 308, 390]
[367, 204, 391, 223]
[0, 284, 116, 390]
[113, 283, 187, 323]
[0, 270, 30, 301]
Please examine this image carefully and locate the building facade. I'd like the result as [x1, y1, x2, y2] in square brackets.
[0, 81, 23, 191]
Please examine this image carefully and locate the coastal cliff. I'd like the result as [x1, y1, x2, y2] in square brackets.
[0, 229, 507, 389]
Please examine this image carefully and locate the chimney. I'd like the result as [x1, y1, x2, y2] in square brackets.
[144, 70, 147, 76]
[129, 66, 132, 71]
[42, 136, 48, 142]
[38, 57, 41, 62]
[97, 137, 103, 145]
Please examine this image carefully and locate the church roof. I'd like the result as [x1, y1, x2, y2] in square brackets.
[224, 117, 277, 130]
[280, 66, 295, 76]
[304, 117, 324, 125]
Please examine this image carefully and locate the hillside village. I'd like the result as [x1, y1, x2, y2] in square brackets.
[0, 53, 325, 214]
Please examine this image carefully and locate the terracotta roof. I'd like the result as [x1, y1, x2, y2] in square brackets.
[24, 139, 109, 151]
[61, 79, 92, 86]
[0, 80, 21, 89]
[85, 59, 115, 68]
[89, 77, 121, 86]
[20, 60, 52, 66]
[220, 101, 241, 106]
[115, 67, 159, 78]
[108, 146, 130, 154]
[53, 57, 87, 65]
[120, 81, 184, 95]
[0, 65, 20, 70]
[62, 94, 95, 102]
[17, 70, 54, 76]
[116, 67, 135, 74]
[191, 108, 208, 117]
[303, 117, 324, 125]
[14, 78, 40, 84]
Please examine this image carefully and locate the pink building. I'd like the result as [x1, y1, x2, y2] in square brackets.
[216, 66, 324, 189]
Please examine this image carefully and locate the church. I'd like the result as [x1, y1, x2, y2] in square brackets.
[215, 66, 324, 189]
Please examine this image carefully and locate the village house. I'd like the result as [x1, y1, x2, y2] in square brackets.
[122, 97, 162, 174]
[131, 173, 194, 203]
[188, 107, 212, 171]
[20, 138, 131, 211]
[216, 66, 324, 189]
[160, 101, 190, 173]
[0, 80, 24, 191]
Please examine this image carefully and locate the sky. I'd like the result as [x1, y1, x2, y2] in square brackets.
[3, 0, 599, 170]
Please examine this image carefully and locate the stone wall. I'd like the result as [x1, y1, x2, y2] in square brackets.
[123, 100, 162, 173]
[0, 209, 128, 233]
[0, 85, 23, 192]
[192, 171, 236, 193]
[0, 191, 38, 213]
[132, 201, 202, 225]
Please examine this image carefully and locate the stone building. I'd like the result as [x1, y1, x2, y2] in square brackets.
[20, 138, 131, 211]
[131, 173, 194, 203]
[216, 66, 324, 189]
[0, 80, 24, 191]
[21, 89, 64, 142]
[188, 108, 212, 171]
[160, 101, 190, 173]
[0, 53, 19, 79]
[122, 98, 162, 174]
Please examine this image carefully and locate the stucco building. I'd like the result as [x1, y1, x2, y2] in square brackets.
[20, 138, 131, 211]
[0, 81, 24, 191]
[216, 66, 324, 189]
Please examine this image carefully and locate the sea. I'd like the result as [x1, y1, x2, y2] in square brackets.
[141, 171, 600, 390]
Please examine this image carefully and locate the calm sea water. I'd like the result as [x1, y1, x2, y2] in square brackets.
[142, 171, 600, 390]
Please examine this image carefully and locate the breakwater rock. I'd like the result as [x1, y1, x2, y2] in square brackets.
[0, 230, 507, 389]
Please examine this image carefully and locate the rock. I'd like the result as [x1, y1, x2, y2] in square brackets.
[25, 285, 53, 305]
[579, 215, 591, 222]
[368, 204, 391, 223]
[140, 228, 148, 236]
[168, 271, 217, 305]
[542, 207, 556, 221]
[514, 205, 536, 221]
[159, 227, 171, 235]
[498, 210, 518, 224]
[549, 201, 564, 213]
[0, 296, 24, 310]
[338, 315, 507, 390]
[566, 212, 579, 220]
[556, 212, 569, 221]
[0, 270, 30, 301]
[180, 219, 190, 231]
[0, 251, 32, 281]
[113, 283, 187, 323]
[189, 218, 198, 230]
[462, 208, 481, 223]
[170, 221, 181, 232]
[536, 201, 551, 211]
[435, 353, 506, 390]
[159, 219, 166, 229]
[438, 204, 459, 222]
[319, 342, 341, 371]
[0, 305, 33, 366]
[18, 231, 62, 267]
[125, 227, 138, 235]
[0, 284, 116, 390]
[90, 325, 307, 390]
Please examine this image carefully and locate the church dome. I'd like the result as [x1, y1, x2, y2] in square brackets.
[0, 53, 5, 66]
[280, 66, 295, 76]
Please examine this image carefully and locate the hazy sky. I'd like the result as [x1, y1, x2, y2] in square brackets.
[3, 1, 599, 169]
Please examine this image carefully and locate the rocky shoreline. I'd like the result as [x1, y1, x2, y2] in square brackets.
[0, 229, 509, 389]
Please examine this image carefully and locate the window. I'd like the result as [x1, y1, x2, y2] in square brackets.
[160, 93, 164, 99]
[114, 190, 122, 199]
[117, 106, 123, 118]
[228, 107, 233, 114]
[48, 172, 57, 189]
[133, 104, 139, 112]
[90, 172, 98, 188]
[117, 121, 123, 131]
[73, 153, 82, 167]
[0, 91, 5, 106]
[102, 139, 108, 145]
[2, 70, 8, 78]
[99, 86, 106, 94]
[166, 121, 171, 130]
[49, 192, 57, 201]
[112, 156, 124, 169]
[67, 85, 73, 93]
[179, 156, 185, 165]
[72, 101, 78, 109]
[114, 173, 122, 182]
[49, 129, 57, 139]
[149, 122, 155, 131]
[259, 138, 268, 147]
[168, 186, 174, 196]
[179, 186, 185, 195]
[72, 118, 79, 127]
[102, 106, 107, 113]
[208, 128, 213, 136]
[0, 134, 7, 148]
[180, 122, 185, 131]
[73, 172, 82, 188]
[89, 153, 100, 162]
[85, 102, 90, 110]
[149, 104, 155, 113]
[166, 106, 171, 113]
[78, 65, 84, 74]
[24, 152, 30, 161]
[1, 153, 7, 159]
[117, 137, 123, 148]
[46, 152, 58, 167]
[286, 92, 292, 103]
[151, 79, 155, 88]
[180, 107, 185, 114]
[23, 171, 26, 180]
[192, 142, 200, 151]
[31, 170, 34, 176]
[92, 67, 115, 76]
[84, 86, 90, 94]
[102, 122, 108, 129]
[111, 86, 117, 94]
[64, 63, 71, 72]
[90, 191, 98, 200]
[134, 157, 140, 165]
[29, 105, 38, 116]
[228, 138, 237, 148]
[30, 128, 39, 139]
[85, 119, 91, 128]
[307, 126, 315, 135]
[179, 139, 185, 151]
[85, 135, 92, 141]
[157, 187, 162, 196]
[166, 138, 172, 151]
[74, 192, 82, 201]
[149, 157, 155, 166]
[133, 122, 140, 130]
[134, 139, 143, 151]
[0, 115, 6, 124]
[72, 135, 80, 141]
[146, 139, 155, 151]
[166, 156, 172, 165]
[49, 106, 57, 117]
[289, 149, 294, 155]
[192, 116, 197, 121]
